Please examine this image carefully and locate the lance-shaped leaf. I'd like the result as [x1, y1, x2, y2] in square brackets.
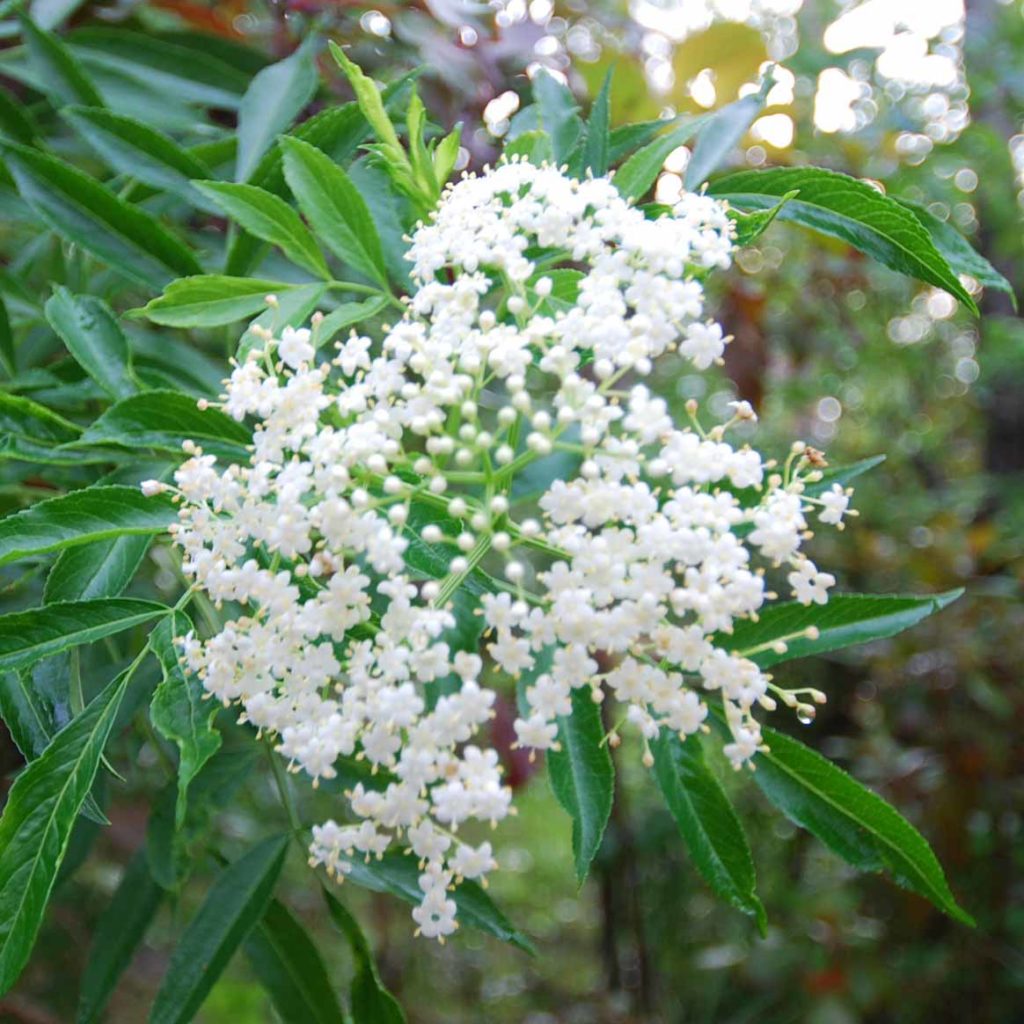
[149, 835, 290, 1024]
[77, 390, 251, 461]
[44, 536, 153, 604]
[547, 686, 614, 885]
[894, 196, 1016, 305]
[0, 142, 202, 288]
[77, 847, 163, 1024]
[341, 851, 534, 953]
[614, 115, 710, 201]
[0, 668, 131, 994]
[44, 288, 138, 400]
[684, 73, 772, 189]
[0, 485, 175, 568]
[246, 898, 348, 1024]
[0, 390, 82, 464]
[280, 136, 388, 287]
[236, 39, 318, 183]
[314, 296, 389, 350]
[651, 731, 766, 932]
[132, 276, 288, 328]
[709, 167, 979, 313]
[582, 67, 612, 176]
[19, 10, 104, 108]
[195, 181, 328, 279]
[532, 68, 582, 166]
[0, 599, 166, 673]
[61, 106, 215, 209]
[723, 590, 963, 669]
[752, 723, 973, 926]
[322, 889, 404, 1024]
[150, 614, 220, 828]
[237, 282, 326, 361]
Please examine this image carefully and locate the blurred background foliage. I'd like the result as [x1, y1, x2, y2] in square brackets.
[0, 1, 1021, 1022]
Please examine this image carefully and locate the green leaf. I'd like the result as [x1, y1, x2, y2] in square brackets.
[609, 117, 674, 165]
[0, 141, 202, 287]
[709, 167, 979, 313]
[61, 106, 214, 208]
[236, 39, 318, 183]
[0, 485, 175, 568]
[77, 390, 251, 460]
[0, 599, 166, 673]
[77, 847, 163, 1024]
[532, 68, 582, 166]
[149, 835, 290, 1024]
[70, 28, 249, 110]
[133, 276, 287, 328]
[341, 851, 534, 953]
[0, 391, 85, 465]
[613, 115, 710, 201]
[0, 85, 38, 145]
[804, 454, 886, 497]
[246, 899, 348, 1024]
[44, 535, 152, 604]
[195, 181, 329, 279]
[723, 590, 963, 669]
[315, 296, 389, 350]
[684, 74, 772, 189]
[150, 614, 220, 828]
[751, 723, 973, 926]
[547, 686, 614, 885]
[729, 190, 796, 247]
[583, 67, 612, 176]
[322, 889, 404, 1024]
[19, 10, 104, 107]
[895, 197, 1016, 304]
[0, 295, 12, 375]
[502, 129, 552, 166]
[237, 282, 326, 361]
[0, 668, 131, 994]
[280, 136, 388, 287]
[651, 731, 766, 932]
[44, 287, 138, 400]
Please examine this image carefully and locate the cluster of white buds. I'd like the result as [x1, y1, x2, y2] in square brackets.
[148, 158, 855, 938]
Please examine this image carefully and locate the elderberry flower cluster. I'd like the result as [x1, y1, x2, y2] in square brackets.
[148, 158, 855, 940]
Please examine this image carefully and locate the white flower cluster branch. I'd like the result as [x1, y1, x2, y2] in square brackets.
[144, 158, 856, 940]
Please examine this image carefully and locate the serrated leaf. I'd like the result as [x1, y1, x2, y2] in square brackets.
[0, 390, 80, 458]
[195, 181, 329, 278]
[246, 898, 347, 1024]
[322, 889, 404, 1024]
[77, 847, 163, 1024]
[728, 190, 796, 247]
[133, 276, 287, 328]
[895, 197, 1016, 305]
[804, 454, 885, 498]
[0, 668, 131, 994]
[19, 10, 104, 107]
[44, 287, 138, 400]
[0, 599, 166, 673]
[0, 485, 175, 568]
[44, 535, 152, 604]
[341, 851, 533, 953]
[684, 74, 772, 189]
[61, 106, 214, 209]
[651, 731, 765, 932]
[315, 296, 389, 350]
[280, 136, 388, 287]
[723, 590, 963, 668]
[547, 686, 614, 885]
[532, 69, 582, 166]
[77, 390, 251, 460]
[0, 655, 107, 824]
[751, 723, 973, 926]
[150, 614, 220, 828]
[614, 115, 710, 201]
[149, 835, 290, 1024]
[583, 67, 612, 176]
[70, 28, 249, 110]
[502, 129, 552, 165]
[608, 117, 673, 165]
[237, 282, 326, 361]
[236, 39, 318, 183]
[327, 42, 405, 164]
[0, 141, 201, 287]
[709, 167, 979, 313]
